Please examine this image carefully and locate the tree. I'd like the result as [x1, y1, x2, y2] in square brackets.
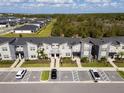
[119, 52, 124, 59]
[37, 49, 47, 59]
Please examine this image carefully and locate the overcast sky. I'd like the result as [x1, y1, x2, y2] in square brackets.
[0, 0, 124, 14]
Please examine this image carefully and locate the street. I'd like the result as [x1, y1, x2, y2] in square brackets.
[0, 83, 124, 93]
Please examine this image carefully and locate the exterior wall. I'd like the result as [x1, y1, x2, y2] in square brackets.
[31, 24, 40, 27]
[109, 43, 124, 58]
[0, 25, 7, 28]
[72, 44, 81, 52]
[59, 43, 72, 58]
[81, 42, 92, 59]
[40, 43, 72, 58]
[27, 42, 38, 60]
[23, 44, 29, 59]
[98, 43, 110, 60]
[0, 42, 13, 60]
[14, 30, 32, 33]
[9, 45, 16, 60]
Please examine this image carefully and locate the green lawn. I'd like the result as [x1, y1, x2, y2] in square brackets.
[41, 71, 50, 80]
[0, 60, 13, 68]
[114, 63, 124, 67]
[117, 71, 124, 79]
[21, 59, 50, 67]
[0, 19, 56, 37]
[81, 61, 112, 67]
[114, 59, 124, 67]
[60, 58, 77, 67]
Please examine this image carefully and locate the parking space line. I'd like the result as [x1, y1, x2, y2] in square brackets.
[21, 71, 32, 82]
[87, 71, 92, 80]
[72, 71, 80, 81]
[59, 71, 61, 81]
[2, 72, 11, 81]
[98, 70, 110, 81]
[39, 71, 42, 81]
[72, 71, 74, 81]
[0, 71, 4, 76]
[116, 71, 124, 81]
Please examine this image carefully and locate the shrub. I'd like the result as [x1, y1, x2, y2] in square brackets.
[81, 57, 89, 63]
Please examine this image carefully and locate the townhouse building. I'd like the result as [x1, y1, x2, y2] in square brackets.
[0, 37, 124, 61]
[0, 37, 92, 60]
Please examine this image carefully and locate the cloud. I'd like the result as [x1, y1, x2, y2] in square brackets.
[84, 0, 112, 3]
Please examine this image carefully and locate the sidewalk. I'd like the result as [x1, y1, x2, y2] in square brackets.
[50, 58, 55, 69]
[16, 59, 25, 68]
[56, 58, 60, 68]
[108, 58, 118, 69]
[10, 58, 19, 68]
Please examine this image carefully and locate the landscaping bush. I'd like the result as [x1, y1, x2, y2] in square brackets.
[81, 57, 89, 63]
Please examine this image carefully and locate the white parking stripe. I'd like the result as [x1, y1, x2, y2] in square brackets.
[59, 71, 61, 81]
[21, 71, 32, 82]
[87, 71, 92, 80]
[98, 70, 110, 81]
[72, 71, 80, 81]
[2, 72, 11, 81]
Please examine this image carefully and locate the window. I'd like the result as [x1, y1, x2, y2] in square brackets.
[30, 47, 35, 51]
[46, 46, 49, 49]
[31, 55, 36, 58]
[122, 46, 124, 49]
[66, 53, 70, 56]
[62, 46, 64, 49]
[2, 47, 8, 51]
[4, 55, 9, 58]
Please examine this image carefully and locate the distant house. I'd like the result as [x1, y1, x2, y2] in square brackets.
[30, 21, 44, 28]
[14, 25, 39, 33]
[0, 22, 9, 28]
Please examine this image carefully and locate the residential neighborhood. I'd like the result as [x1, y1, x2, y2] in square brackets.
[0, 0, 124, 92]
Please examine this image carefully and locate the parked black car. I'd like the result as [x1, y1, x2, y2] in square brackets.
[89, 69, 100, 82]
[51, 69, 57, 79]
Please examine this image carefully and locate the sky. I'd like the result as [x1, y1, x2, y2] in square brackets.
[0, 0, 124, 14]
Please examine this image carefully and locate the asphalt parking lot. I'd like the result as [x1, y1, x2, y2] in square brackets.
[0, 70, 123, 82]
[105, 71, 124, 81]
[0, 71, 41, 82]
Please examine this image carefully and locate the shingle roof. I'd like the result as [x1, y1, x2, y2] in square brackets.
[0, 37, 82, 45]
[0, 37, 124, 46]
[14, 25, 38, 31]
[83, 36, 124, 45]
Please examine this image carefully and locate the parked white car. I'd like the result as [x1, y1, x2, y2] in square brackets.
[16, 69, 27, 79]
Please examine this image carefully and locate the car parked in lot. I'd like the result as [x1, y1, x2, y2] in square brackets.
[89, 69, 100, 82]
[16, 69, 27, 79]
[51, 69, 57, 79]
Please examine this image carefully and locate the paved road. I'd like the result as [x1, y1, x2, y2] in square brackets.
[0, 83, 124, 93]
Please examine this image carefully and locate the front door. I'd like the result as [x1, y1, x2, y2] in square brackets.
[56, 54, 60, 58]
[51, 54, 55, 57]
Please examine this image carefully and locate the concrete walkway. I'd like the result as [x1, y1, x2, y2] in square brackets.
[16, 59, 25, 68]
[73, 57, 82, 68]
[50, 58, 55, 69]
[10, 58, 20, 68]
[108, 58, 118, 69]
[56, 58, 60, 68]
